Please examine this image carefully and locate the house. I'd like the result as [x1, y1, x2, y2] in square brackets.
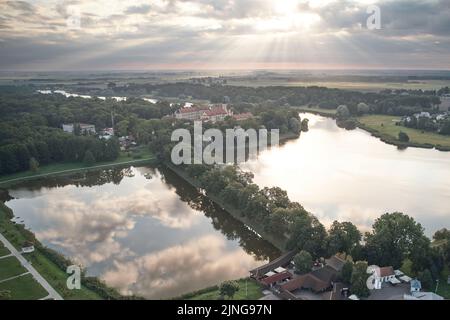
[281, 265, 338, 294]
[367, 265, 396, 289]
[201, 104, 232, 123]
[325, 255, 346, 272]
[410, 279, 421, 293]
[21, 241, 35, 254]
[233, 112, 253, 121]
[439, 94, 450, 111]
[260, 271, 292, 287]
[250, 251, 297, 280]
[62, 123, 96, 134]
[174, 106, 209, 120]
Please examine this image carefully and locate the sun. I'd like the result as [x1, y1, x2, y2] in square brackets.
[274, 0, 299, 16]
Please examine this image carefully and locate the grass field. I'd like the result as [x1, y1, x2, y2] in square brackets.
[0, 148, 155, 185]
[0, 273, 48, 300]
[227, 79, 450, 92]
[357, 115, 450, 148]
[182, 279, 264, 300]
[0, 256, 27, 280]
[0, 243, 10, 257]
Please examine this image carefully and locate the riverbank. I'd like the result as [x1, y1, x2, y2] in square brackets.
[173, 278, 264, 300]
[0, 149, 156, 187]
[297, 108, 450, 151]
[164, 163, 288, 252]
[356, 115, 450, 151]
[0, 193, 143, 300]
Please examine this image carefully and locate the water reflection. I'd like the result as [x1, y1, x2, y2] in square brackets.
[6, 166, 279, 299]
[241, 113, 450, 235]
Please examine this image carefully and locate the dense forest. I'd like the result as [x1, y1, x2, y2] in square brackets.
[0, 89, 172, 175]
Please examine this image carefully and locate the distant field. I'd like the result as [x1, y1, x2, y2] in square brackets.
[0, 273, 48, 300]
[0, 256, 27, 280]
[358, 115, 450, 148]
[184, 279, 263, 300]
[227, 79, 450, 92]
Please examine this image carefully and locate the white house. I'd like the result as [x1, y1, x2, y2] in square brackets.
[367, 265, 396, 289]
[62, 123, 96, 134]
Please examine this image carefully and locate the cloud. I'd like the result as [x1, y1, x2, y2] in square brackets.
[125, 4, 152, 15]
[102, 234, 265, 299]
[0, 0, 449, 70]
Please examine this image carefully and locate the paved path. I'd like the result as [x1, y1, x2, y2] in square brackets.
[0, 232, 63, 300]
[0, 272, 30, 284]
[0, 253, 13, 260]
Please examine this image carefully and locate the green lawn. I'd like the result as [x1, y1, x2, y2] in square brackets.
[0, 148, 155, 185]
[0, 243, 10, 257]
[184, 279, 264, 300]
[0, 273, 48, 300]
[358, 115, 450, 148]
[0, 256, 27, 280]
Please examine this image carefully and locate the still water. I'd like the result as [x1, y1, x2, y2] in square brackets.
[242, 113, 450, 235]
[5, 167, 279, 299]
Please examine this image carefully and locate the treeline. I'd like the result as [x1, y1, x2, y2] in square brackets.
[175, 164, 449, 293]
[0, 134, 120, 175]
[109, 83, 440, 116]
[0, 90, 174, 175]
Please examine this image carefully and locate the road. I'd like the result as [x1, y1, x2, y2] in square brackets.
[0, 232, 63, 300]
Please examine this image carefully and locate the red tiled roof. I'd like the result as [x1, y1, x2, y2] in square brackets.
[378, 266, 394, 277]
[260, 271, 292, 286]
[281, 274, 330, 293]
[233, 113, 253, 120]
[204, 107, 228, 116]
[178, 106, 209, 114]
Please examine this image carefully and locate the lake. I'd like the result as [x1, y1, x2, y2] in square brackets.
[5, 166, 279, 299]
[241, 113, 450, 235]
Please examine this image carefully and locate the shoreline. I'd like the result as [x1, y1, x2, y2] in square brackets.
[0, 157, 156, 188]
[164, 163, 288, 252]
[298, 108, 450, 152]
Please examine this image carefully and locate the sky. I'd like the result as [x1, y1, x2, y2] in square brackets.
[0, 0, 449, 71]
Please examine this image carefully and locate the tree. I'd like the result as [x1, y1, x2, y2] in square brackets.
[351, 261, 370, 298]
[287, 210, 327, 258]
[293, 250, 313, 274]
[336, 105, 350, 119]
[29, 157, 39, 172]
[288, 117, 300, 134]
[0, 290, 11, 300]
[341, 261, 353, 284]
[433, 228, 450, 241]
[326, 221, 362, 256]
[357, 102, 370, 115]
[364, 212, 430, 269]
[398, 131, 410, 142]
[418, 269, 433, 290]
[301, 118, 309, 132]
[219, 281, 240, 299]
[83, 150, 96, 166]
